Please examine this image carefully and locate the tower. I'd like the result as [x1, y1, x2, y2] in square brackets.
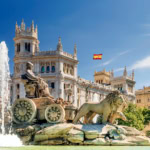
[14, 20, 39, 56]
[13, 20, 39, 100]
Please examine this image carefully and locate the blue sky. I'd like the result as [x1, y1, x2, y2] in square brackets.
[0, 0, 150, 89]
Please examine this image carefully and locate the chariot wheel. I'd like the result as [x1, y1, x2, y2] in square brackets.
[45, 104, 65, 123]
[12, 98, 37, 124]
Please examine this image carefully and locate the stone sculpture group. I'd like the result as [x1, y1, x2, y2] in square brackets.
[11, 62, 150, 146]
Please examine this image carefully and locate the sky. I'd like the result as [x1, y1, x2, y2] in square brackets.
[0, 0, 150, 90]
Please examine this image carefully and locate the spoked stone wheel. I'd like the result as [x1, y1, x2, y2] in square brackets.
[12, 98, 37, 124]
[45, 104, 65, 123]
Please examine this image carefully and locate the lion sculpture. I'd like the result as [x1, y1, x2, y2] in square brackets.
[73, 91, 127, 124]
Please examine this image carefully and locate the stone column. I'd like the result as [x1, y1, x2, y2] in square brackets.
[31, 41, 35, 55]
[74, 64, 77, 78]
[73, 81, 77, 107]
[59, 79, 64, 99]
[20, 41, 24, 54]
[55, 79, 59, 99]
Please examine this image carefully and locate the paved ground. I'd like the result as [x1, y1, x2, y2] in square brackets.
[0, 146, 150, 150]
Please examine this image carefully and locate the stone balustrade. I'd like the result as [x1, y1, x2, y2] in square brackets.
[35, 50, 57, 56]
[62, 51, 74, 59]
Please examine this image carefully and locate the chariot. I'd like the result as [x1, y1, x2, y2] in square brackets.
[12, 62, 77, 124]
[12, 97, 76, 124]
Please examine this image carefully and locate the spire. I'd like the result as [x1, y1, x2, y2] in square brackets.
[35, 24, 38, 32]
[132, 69, 134, 80]
[123, 66, 127, 76]
[74, 44, 77, 58]
[111, 69, 114, 77]
[31, 20, 34, 32]
[21, 19, 25, 31]
[57, 37, 63, 51]
[15, 21, 18, 32]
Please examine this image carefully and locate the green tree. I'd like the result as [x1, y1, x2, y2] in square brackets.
[142, 107, 150, 125]
[118, 103, 145, 130]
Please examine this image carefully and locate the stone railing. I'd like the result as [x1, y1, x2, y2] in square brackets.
[62, 51, 74, 59]
[35, 50, 57, 56]
[77, 77, 113, 91]
[15, 31, 37, 39]
[111, 76, 134, 81]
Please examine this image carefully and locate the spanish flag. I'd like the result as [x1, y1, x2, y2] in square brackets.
[93, 54, 102, 60]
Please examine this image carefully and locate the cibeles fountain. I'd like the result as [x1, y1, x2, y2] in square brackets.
[1, 41, 150, 147]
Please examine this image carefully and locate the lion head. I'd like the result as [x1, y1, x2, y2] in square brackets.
[106, 91, 127, 110]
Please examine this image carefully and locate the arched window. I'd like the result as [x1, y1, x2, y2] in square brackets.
[46, 66, 50, 73]
[25, 43, 30, 52]
[16, 84, 20, 90]
[51, 66, 55, 72]
[41, 66, 45, 73]
[16, 43, 20, 52]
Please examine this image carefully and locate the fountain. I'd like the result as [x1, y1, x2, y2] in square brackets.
[0, 41, 149, 147]
[0, 41, 22, 147]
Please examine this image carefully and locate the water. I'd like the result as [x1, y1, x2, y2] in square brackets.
[0, 41, 22, 147]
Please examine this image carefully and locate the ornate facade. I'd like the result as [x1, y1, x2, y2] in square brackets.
[136, 86, 150, 109]
[94, 67, 136, 102]
[11, 20, 136, 108]
[11, 20, 114, 108]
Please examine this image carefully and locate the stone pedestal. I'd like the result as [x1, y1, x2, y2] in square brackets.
[14, 123, 150, 146]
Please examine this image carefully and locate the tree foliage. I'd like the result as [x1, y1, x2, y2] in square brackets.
[142, 108, 150, 125]
[118, 103, 145, 130]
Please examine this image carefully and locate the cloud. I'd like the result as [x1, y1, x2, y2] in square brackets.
[99, 58, 114, 66]
[129, 56, 150, 70]
[97, 50, 130, 67]
[114, 56, 150, 73]
[142, 24, 150, 27]
[143, 34, 150, 37]
[119, 50, 130, 56]
[114, 67, 124, 72]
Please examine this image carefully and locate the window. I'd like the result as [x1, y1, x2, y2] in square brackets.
[137, 99, 141, 103]
[46, 66, 50, 73]
[148, 99, 150, 102]
[17, 43, 20, 52]
[17, 95, 20, 99]
[41, 66, 45, 73]
[16, 84, 20, 89]
[51, 66, 55, 72]
[25, 43, 30, 52]
[68, 95, 70, 101]
[51, 82, 55, 89]
[28, 43, 30, 52]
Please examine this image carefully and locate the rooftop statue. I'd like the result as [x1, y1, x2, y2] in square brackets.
[21, 62, 52, 98]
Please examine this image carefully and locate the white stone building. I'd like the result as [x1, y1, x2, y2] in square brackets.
[11, 20, 135, 107]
